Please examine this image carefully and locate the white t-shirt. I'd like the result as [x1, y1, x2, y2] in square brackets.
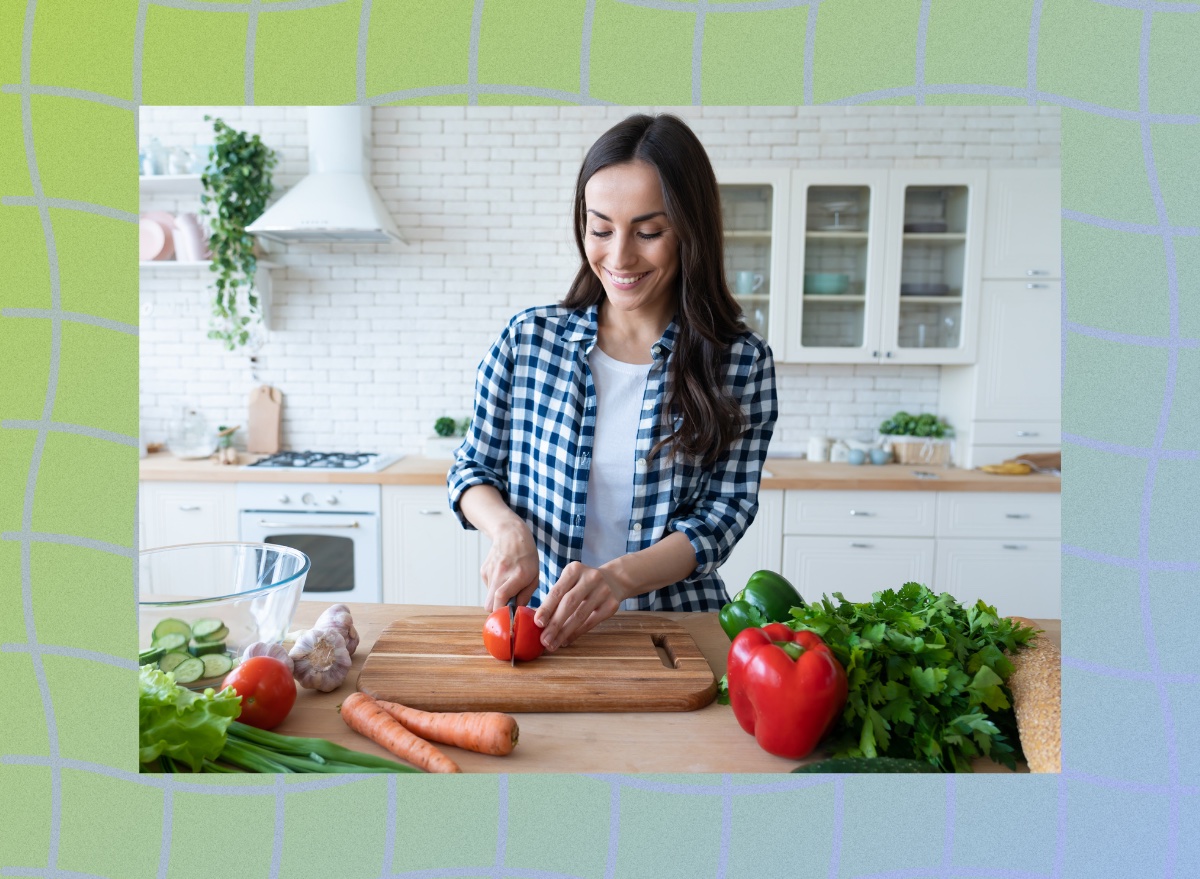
[581, 345, 652, 586]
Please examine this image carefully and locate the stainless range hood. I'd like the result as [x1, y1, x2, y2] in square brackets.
[246, 106, 405, 245]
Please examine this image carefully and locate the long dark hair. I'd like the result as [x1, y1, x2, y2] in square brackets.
[561, 113, 747, 467]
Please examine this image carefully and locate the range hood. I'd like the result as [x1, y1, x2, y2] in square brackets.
[246, 106, 405, 245]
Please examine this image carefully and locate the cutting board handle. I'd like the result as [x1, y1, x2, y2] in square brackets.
[652, 634, 679, 669]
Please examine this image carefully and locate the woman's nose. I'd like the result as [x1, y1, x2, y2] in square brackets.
[610, 230, 637, 268]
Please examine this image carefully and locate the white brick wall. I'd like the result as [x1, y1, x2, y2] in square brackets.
[139, 105, 1060, 456]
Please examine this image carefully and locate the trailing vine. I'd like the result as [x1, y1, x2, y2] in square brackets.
[199, 116, 278, 350]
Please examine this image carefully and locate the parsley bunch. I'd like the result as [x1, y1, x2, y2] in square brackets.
[787, 582, 1036, 772]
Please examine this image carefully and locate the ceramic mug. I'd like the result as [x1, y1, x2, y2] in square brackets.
[807, 436, 831, 462]
[870, 447, 891, 465]
[735, 271, 765, 296]
[847, 448, 866, 465]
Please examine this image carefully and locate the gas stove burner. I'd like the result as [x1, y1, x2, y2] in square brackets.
[245, 451, 403, 472]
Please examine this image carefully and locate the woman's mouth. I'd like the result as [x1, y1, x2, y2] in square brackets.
[605, 268, 650, 290]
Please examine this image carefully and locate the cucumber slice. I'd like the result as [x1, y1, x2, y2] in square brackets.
[139, 646, 165, 665]
[158, 651, 192, 673]
[190, 618, 225, 640]
[189, 640, 226, 657]
[152, 632, 187, 652]
[200, 653, 233, 678]
[193, 625, 229, 644]
[172, 657, 205, 684]
[152, 618, 192, 641]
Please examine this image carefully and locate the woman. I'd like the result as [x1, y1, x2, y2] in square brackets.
[448, 113, 778, 653]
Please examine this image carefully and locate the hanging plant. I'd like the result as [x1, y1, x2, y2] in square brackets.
[199, 116, 278, 350]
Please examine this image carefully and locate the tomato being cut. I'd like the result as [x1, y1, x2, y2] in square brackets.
[221, 655, 296, 730]
[482, 606, 545, 663]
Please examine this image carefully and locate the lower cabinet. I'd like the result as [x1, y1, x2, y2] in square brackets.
[717, 490, 784, 598]
[934, 539, 1061, 618]
[782, 535, 936, 604]
[138, 482, 238, 595]
[381, 485, 484, 606]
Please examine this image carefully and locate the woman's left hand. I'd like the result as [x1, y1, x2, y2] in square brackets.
[534, 561, 628, 651]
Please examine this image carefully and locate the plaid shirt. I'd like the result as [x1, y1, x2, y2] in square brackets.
[447, 303, 778, 612]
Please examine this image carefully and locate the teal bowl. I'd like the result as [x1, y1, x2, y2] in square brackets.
[804, 273, 850, 295]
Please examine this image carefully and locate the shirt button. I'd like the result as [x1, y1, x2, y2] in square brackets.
[575, 514, 583, 525]
[632, 523, 642, 532]
[652, 345, 662, 356]
[636, 458, 647, 472]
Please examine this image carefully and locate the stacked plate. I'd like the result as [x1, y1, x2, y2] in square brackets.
[139, 211, 176, 261]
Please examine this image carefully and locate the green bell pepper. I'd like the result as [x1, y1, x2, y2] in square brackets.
[718, 569, 804, 640]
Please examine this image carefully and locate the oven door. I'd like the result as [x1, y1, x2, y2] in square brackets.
[239, 510, 381, 602]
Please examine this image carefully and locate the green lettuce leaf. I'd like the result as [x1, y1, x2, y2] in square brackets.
[139, 664, 242, 771]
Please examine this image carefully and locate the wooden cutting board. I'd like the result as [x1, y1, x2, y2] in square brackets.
[247, 385, 282, 454]
[356, 613, 718, 712]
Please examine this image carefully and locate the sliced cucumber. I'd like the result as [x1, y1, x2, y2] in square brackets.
[158, 651, 192, 673]
[193, 624, 229, 644]
[152, 618, 191, 641]
[152, 632, 187, 652]
[190, 618, 225, 640]
[138, 646, 165, 666]
[172, 656, 205, 684]
[189, 639, 226, 657]
[200, 653, 233, 678]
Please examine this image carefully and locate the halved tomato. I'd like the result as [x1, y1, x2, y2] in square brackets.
[481, 606, 545, 663]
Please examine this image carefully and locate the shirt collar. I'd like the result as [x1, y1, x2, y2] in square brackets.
[564, 303, 680, 359]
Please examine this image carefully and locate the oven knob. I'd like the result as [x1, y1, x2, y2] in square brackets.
[326, 495, 339, 505]
[278, 495, 291, 504]
[301, 492, 316, 505]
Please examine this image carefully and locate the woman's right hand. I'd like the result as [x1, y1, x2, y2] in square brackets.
[481, 520, 541, 611]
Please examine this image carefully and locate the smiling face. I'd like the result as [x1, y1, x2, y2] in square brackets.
[582, 160, 680, 322]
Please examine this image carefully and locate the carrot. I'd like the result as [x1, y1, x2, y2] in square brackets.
[338, 692, 460, 773]
[373, 699, 519, 757]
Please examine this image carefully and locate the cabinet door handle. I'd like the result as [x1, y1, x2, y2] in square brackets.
[1026, 269, 1050, 276]
[872, 350, 880, 358]
[1015, 430, 1039, 437]
[256, 520, 360, 529]
[1002, 543, 1027, 550]
[850, 542, 872, 549]
[884, 351, 894, 358]
[178, 504, 201, 512]
[418, 509, 443, 515]
[1005, 513, 1031, 519]
[1026, 283, 1050, 289]
[849, 510, 873, 517]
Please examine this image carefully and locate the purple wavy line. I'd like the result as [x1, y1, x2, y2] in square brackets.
[827, 777, 843, 879]
[1063, 655, 1198, 685]
[1062, 208, 1200, 237]
[1062, 769, 1198, 798]
[1135, 11, 1184, 875]
[1066, 320, 1200, 350]
[1061, 432, 1198, 460]
[1060, 541, 1199, 571]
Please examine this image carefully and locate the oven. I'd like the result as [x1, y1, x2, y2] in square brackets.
[237, 482, 383, 603]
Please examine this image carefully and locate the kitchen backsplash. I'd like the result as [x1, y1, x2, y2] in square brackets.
[139, 105, 1059, 455]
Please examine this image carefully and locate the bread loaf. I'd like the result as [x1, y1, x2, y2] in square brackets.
[1007, 616, 1061, 773]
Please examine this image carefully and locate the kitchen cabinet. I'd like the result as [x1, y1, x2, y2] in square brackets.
[716, 489, 783, 597]
[981, 169, 1061, 280]
[783, 535, 937, 604]
[381, 486, 483, 607]
[139, 482, 238, 595]
[716, 168, 986, 364]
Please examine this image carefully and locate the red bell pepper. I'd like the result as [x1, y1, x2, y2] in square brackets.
[727, 623, 848, 759]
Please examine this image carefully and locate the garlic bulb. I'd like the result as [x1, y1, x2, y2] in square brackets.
[289, 627, 352, 692]
[241, 641, 294, 673]
[314, 603, 360, 656]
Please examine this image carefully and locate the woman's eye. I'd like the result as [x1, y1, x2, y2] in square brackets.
[638, 230, 665, 240]
[588, 229, 612, 238]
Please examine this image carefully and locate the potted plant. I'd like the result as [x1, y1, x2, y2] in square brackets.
[199, 116, 278, 350]
[878, 411, 954, 466]
[425, 416, 471, 458]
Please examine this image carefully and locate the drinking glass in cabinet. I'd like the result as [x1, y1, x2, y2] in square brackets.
[721, 183, 775, 338]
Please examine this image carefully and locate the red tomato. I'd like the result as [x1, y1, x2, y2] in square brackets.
[512, 606, 544, 662]
[482, 609, 512, 661]
[222, 656, 296, 730]
[481, 606, 545, 663]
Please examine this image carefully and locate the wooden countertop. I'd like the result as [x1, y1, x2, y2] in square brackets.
[269, 601, 1061, 774]
[140, 452, 1060, 493]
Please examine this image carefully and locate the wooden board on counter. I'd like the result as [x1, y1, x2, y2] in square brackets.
[356, 613, 717, 712]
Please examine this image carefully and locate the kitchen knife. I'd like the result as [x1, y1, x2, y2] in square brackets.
[507, 596, 518, 666]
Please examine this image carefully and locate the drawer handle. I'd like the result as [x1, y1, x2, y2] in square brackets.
[1005, 513, 1031, 519]
[850, 542, 872, 549]
[418, 509, 443, 516]
[256, 520, 360, 529]
[178, 505, 201, 512]
[849, 510, 873, 517]
[1014, 431, 1039, 437]
[1026, 269, 1050, 276]
[1002, 543, 1027, 550]
[1026, 283, 1050, 289]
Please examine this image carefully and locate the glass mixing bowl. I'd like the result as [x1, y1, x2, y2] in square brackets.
[139, 542, 310, 686]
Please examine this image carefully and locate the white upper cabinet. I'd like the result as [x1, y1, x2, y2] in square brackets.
[982, 169, 1062, 280]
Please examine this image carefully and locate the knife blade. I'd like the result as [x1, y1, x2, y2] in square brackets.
[507, 596, 518, 666]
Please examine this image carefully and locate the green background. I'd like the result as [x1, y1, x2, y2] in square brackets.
[2, 0, 1196, 875]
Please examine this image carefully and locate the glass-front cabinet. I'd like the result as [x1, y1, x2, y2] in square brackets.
[717, 167, 792, 350]
[716, 167, 985, 365]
